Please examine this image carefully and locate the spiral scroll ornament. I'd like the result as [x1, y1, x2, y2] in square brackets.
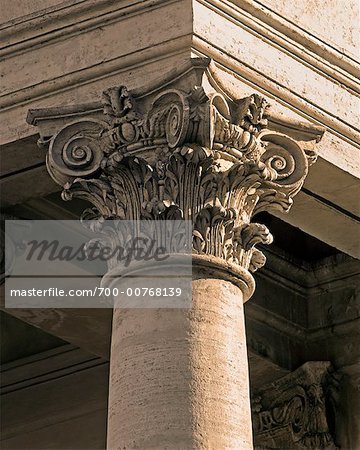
[165, 104, 186, 147]
[259, 132, 309, 187]
[146, 90, 190, 149]
[47, 119, 110, 186]
[35, 76, 321, 277]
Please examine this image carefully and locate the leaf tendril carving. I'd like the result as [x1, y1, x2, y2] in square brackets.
[39, 73, 319, 273]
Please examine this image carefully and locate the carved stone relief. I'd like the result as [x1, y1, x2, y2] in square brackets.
[29, 59, 322, 275]
[252, 361, 338, 450]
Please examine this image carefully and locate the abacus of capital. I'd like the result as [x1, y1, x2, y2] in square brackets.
[28, 58, 323, 449]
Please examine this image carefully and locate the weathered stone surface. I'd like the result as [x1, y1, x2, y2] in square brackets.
[23, 58, 321, 448]
[1, 0, 358, 261]
[193, 1, 359, 134]
[327, 363, 360, 450]
[252, 361, 337, 449]
[259, 0, 359, 58]
[1, 0, 358, 448]
[108, 276, 253, 449]
[1, 0, 64, 22]
[28, 58, 320, 274]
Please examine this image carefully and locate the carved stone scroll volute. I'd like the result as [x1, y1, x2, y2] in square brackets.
[29, 59, 323, 277]
[252, 361, 338, 450]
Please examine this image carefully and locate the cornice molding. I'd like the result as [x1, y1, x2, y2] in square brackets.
[1, 0, 357, 153]
[192, 43, 360, 149]
[27, 59, 325, 141]
[2, 41, 353, 151]
[246, 302, 360, 345]
[0, 0, 180, 58]
[0, 37, 191, 112]
[1, 0, 357, 85]
[202, 0, 359, 88]
[260, 247, 360, 295]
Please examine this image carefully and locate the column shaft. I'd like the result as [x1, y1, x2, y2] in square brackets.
[107, 277, 253, 449]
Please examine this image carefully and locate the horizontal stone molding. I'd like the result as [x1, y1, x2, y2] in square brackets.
[1, 0, 357, 84]
[1, 344, 107, 395]
[260, 249, 360, 294]
[192, 41, 360, 149]
[0, 0, 180, 57]
[204, 0, 360, 87]
[1, 0, 358, 154]
[1, 47, 356, 156]
[0, 34, 191, 112]
[246, 302, 360, 344]
[273, 190, 360, 259]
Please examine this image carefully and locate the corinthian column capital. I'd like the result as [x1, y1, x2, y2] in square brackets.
[28, 58, 323, 276]
[252, 361, 337, 449]
[27, 58, 326, 449]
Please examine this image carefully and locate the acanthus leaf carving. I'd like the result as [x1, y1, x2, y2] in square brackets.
[32, 61, 322, 274]
[234, 93, 270, 134]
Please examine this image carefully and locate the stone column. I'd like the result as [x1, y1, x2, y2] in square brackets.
[30, 59, 321, 449]
[107, 263, 255, 449]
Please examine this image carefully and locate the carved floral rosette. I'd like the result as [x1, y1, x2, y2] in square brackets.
[43, 77, 316, 274]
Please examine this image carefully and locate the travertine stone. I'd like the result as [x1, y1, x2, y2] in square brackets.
[108, 274, 253, 449]
[2, 0, 357, 259]
[27, 58, 321, 449]
[259, 0, 359, 58]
